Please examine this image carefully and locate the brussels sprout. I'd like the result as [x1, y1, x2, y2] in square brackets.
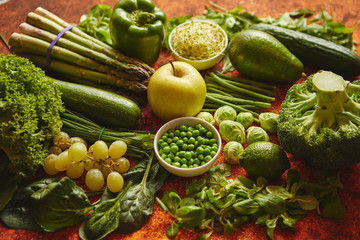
[259, 112, 280, 134]
[236, 112, 254, 128]
[214, 105, 237, 126]
[246, 126, 269, 145]
[223, 141, 244, 165]
[196, 112, 215, 125]
[219, 120, 246, 144]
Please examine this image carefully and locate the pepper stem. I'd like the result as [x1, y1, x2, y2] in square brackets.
[132, 10, 155, 26]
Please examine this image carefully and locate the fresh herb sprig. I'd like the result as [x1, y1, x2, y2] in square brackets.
[156, 164, 345, 240]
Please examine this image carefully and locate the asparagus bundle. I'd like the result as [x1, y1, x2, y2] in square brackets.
[203, 71, 277, 119]
[8, 7, 154, 93]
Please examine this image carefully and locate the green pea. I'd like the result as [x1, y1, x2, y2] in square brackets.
[161, 153, 167, 159]
[189, 137, 195, 144]
[181, 158, 188, 165]
[193, 164, 199, 168]
[197, 137, 204, 145]
[203, 138, 209, 145]
[194, 158, 200, 165]
[182, 143, 188, 150]
[161, 135, 168, 141]
[203, 147, 210, 156]
[171, 145, 179, 154]
[158, 149, 163, 155]
[181, 164, 188, 168]
[195, 124, 202, 130]
[167, 138, 173, 144]
[169, 132, 175, 138]
[209, 138, 217, 145]
[206, 131, 213, 139]
[167, 152, 175, 160]
[188, 158, 195, 166]
[173, 162, 181, 168]
[198, 154, 204, 161]
[165, 158, 172, 164]
[204, 155, 212, 162]
[192, 129, 200, 138]
[178, 151, 185, 158]
[163, 146, 171, 154]
[180, 131, 187, 138]
[184, 151, 192, 160]
[199, 127, 207, 135]
[158, 139, 164, 145]
[172, 136, 179, 143]
[174, 129, 180, 136]
[186, 131, 192, 138]
[176, 139, 184, 147]
[187, 144, 195, 151]
[173, 156, 181, 163]
[211, 146, 218, 152]
[179, 125, 187, 132]
[210, 151, 216, 157]
[160, 142, 168, 149]
[196, 146, 204, 155]
[201, 161, 206, 165]
[182, 137, 189, 143]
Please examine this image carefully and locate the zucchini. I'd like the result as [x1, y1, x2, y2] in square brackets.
[251, 23, 360, 77]
[53, 79, 141, 129]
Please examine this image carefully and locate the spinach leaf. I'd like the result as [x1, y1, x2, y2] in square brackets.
[0, 176, 59, 232]
[30, 177, 93, 232]
[79, 181, 132, 240]
[117, 152, 169, 234]
[0, 149, 17, 212]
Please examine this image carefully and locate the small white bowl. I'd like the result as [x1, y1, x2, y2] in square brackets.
[168, 20, 228, 71]
[154, 117, 222, 177]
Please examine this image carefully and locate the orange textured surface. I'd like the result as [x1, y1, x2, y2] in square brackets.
[1, 0, 360, 239]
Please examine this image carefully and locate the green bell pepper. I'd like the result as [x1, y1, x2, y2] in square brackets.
[110, 0, 166, 65]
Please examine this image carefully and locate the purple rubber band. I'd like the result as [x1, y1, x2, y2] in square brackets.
[46, 25, 74, 70]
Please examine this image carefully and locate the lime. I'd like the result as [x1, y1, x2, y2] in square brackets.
[239, 141, 290, 180]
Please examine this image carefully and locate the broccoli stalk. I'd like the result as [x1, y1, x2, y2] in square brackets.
[278, 71, 360, 169]
[0, 54, 64, 182]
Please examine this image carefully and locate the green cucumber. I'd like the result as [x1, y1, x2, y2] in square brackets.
[54, 79, 141, 129]
[251, 23, 360, 77]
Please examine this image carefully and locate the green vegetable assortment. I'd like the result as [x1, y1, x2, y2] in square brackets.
[158, 124, 219, 168]
[1, 1, 360, 240]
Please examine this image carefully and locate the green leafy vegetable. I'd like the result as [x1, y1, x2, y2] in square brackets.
[117, 151, 169, 234]
[0, 54, 64, 182]
[157, 164, 345, 239]
[79, 181, 133, 240]
[78, 4, 113, 46]
[0, 150, 17, 211]
[0, 176, 59, 232]
[30, 177, 93, 232]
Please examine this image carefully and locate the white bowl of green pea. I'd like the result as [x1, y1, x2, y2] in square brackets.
[154, 117, 222, 177]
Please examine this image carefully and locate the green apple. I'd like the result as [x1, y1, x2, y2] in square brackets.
[147, 61, 206, 121]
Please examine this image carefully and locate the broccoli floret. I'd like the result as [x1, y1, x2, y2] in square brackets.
[0, 54, 64, 182]
[278, 70, 360, 169]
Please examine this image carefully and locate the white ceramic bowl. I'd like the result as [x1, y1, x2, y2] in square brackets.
[168, 20, 228, 71]
[154, 117, 222, 177]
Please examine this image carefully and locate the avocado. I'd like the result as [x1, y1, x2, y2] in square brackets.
[228, 29, 304, 84]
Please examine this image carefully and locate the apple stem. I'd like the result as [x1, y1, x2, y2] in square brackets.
[169, 60, 177, 76]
